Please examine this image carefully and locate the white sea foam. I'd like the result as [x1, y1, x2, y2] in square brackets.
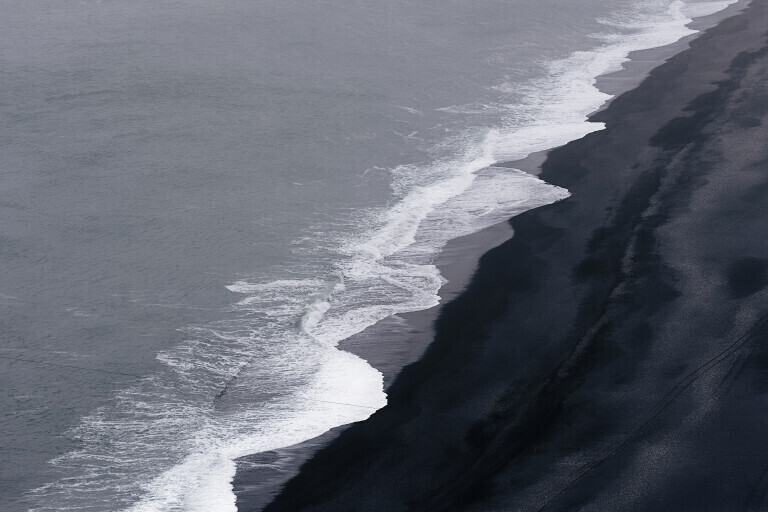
[27, 1, 742, 510]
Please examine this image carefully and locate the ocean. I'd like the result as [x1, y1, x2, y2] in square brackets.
[0, 0, 738, 510]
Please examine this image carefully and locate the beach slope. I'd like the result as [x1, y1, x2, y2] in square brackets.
[260, 1, 768, 510]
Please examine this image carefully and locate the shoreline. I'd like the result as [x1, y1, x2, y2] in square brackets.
[233, 2, 755, 509]
[262, 0, 768, 508]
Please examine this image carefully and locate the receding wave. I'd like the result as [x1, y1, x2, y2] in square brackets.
[26, 1, 739, 510]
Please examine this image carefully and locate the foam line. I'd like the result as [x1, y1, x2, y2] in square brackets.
[26, 2, 740, 510]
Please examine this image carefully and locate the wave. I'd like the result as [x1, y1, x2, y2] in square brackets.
[27, 1, 740, 510]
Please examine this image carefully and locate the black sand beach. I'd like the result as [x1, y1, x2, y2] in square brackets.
[240, 1, 768, 510]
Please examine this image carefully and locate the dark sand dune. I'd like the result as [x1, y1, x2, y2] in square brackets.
[257, 1, 768, 510]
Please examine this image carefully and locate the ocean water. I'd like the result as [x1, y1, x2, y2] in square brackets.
[0, 0, 738, 510]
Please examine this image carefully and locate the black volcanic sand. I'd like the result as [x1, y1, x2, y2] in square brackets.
[254, 1, 768, 510]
